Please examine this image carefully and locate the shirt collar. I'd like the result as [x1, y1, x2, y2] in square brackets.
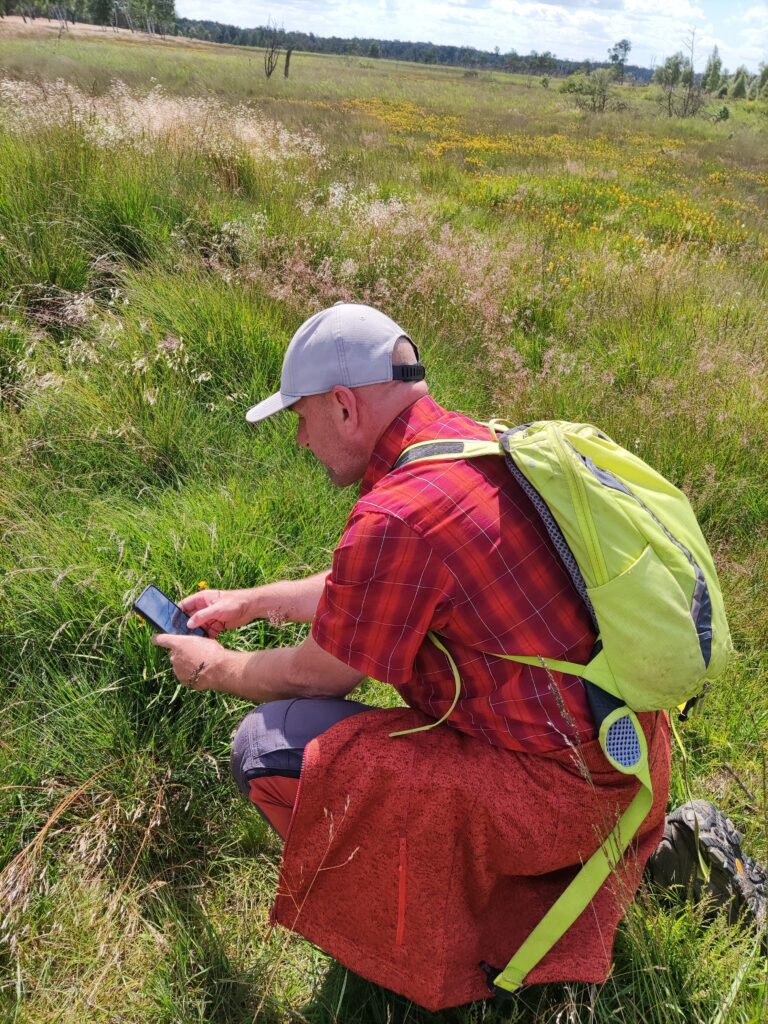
[360, 395, 448, 496]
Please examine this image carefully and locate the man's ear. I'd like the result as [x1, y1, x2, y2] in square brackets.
[329, 386, 359, 429]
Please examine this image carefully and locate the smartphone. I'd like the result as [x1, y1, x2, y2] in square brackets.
[133, 585, 207, 637]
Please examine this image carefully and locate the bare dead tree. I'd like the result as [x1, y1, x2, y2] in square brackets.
[51, 5, 68, 33]
[680, 28, 705, 118]
[264, 20, 282, 79]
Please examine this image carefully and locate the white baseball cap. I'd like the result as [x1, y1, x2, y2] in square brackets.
[245, 303, 425, 424]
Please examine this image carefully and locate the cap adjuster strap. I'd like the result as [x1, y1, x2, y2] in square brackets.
[392, 363, 427, 383]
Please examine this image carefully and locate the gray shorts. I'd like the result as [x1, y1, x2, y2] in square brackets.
[230, 697, 375, 797]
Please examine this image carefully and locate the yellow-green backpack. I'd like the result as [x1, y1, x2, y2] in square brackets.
[390, 419, 733, 995]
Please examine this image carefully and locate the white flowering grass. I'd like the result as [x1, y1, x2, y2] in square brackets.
[0, 75, 327, 177]
[0, 77, 326, 165]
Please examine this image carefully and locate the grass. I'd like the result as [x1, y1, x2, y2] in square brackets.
[0, 23, 767, 1023]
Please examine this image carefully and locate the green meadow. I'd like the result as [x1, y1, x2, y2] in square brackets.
[1, 23, 767, 1023]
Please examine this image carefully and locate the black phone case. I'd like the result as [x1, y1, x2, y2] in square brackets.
[133, 585, 207, 637]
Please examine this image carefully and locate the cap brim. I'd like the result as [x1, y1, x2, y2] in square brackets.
[245, 391, 298, 424]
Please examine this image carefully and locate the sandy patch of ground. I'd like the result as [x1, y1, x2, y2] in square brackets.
[0, 13, 247, 54]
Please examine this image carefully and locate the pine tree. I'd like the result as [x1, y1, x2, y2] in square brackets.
[730, 67, 748, 99]
[701, 46, 722, 93]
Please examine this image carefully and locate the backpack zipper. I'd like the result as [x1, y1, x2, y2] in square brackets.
[549, 425, 609, 586]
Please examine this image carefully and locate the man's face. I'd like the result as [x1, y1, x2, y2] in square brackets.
[292, 393, 368, 488]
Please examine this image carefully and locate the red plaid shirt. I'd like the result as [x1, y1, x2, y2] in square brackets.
[312, 396, 598, 753]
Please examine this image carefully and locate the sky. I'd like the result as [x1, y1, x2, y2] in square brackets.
[175, 0, 767, 73]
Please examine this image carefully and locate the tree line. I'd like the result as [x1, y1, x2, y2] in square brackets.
[649, 34, 768, 122]
[0, 0, 175, 34]
[175, 20, 657, 81]
[0, 1, 652, 80]
[3, 1, 765, 108]
[656, 46, 768, 103]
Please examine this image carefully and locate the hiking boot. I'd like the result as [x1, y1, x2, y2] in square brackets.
[645, 799, 767, 928]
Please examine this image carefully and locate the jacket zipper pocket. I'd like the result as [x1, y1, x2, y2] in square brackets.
[396, 837, 407, 947]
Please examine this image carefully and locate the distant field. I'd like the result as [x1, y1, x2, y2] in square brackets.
[1, 22, 767, 1024]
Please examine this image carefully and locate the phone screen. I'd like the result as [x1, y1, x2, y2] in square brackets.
[134, 585, 207, 637]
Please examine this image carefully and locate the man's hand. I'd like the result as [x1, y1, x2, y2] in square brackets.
[179, 588, 258, 638]
[152, 628, 364, 702]
[152, 633, 232, 690]
[178, 571, 331, 634]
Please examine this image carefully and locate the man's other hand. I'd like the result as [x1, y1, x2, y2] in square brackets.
[179, 588, 257, 638]
[152, 633, 231, 690]
[152, 629, 364, 702]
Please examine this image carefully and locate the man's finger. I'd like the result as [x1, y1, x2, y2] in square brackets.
[179, 593, 208, 613]
[186, 609, 216, 630]
[187, 607, 225, 631]
[152, 633, 177, 649]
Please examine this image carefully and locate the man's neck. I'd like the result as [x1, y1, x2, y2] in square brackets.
[359, 395, 447, 495]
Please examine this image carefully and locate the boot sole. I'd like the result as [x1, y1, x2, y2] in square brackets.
[661, 800, 767, 928]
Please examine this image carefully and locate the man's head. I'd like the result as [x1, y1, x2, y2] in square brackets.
[246, 304, 429, 487]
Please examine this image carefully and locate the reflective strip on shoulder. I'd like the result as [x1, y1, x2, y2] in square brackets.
[393, 439, 501, 470]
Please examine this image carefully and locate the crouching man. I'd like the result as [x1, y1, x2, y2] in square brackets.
[153, 304, 762, 1010]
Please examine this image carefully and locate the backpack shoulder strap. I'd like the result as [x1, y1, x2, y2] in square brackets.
[489, 737, 653, 994]
[393, 437, 501, 470]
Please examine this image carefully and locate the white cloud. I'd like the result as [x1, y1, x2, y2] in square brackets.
[175, 0, 765, 70]
[734, 4, 768, 69]
[742, 4, 768, 23]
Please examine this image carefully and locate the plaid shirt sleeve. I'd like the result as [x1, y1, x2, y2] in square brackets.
[311, 510, 454, 685]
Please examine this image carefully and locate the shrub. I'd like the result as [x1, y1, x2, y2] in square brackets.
[653, 52, 704, 117]
[730, 72, 748, 99]
[559, 68, 616, 112]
